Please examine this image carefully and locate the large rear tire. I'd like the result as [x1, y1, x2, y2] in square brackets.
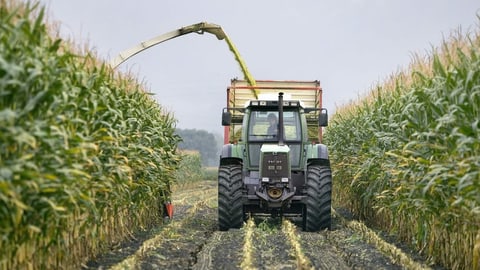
[304, 165, 332, 231]
[218, 165, 244, 231]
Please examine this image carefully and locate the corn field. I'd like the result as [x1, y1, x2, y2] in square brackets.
[0, 1, 180, 268]
[324, 23, 480, 269]
[174, 150, 203, 184]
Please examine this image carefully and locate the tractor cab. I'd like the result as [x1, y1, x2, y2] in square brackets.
[243, 98, 303, 170]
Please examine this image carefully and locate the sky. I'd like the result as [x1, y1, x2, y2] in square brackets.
[38, 0, 479, 135]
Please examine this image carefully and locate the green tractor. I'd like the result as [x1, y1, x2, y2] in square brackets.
[218, 83, 331, 231]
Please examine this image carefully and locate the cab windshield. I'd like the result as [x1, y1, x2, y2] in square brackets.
[247, 110, 300, 141]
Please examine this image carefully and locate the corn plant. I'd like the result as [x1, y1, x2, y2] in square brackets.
[325, 26, 480, 269]
[174, 150, 203, 185]
[0, 1, 180, 268]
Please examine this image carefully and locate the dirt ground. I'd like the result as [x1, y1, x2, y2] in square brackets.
[84, 180, 438, 270]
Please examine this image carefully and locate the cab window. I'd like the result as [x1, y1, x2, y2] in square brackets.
[248, 110, 300, 141]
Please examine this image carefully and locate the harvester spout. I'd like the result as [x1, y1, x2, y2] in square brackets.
[199, 23, 226, 40]
[110, 22, 227, 69]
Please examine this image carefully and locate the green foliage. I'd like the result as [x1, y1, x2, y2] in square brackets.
[325, 28, 480, 269]
[202, 167, 219, 181]
[176, 128, 221, 166]
[0, 2, 180, 268]
[175, 151, 203, 184]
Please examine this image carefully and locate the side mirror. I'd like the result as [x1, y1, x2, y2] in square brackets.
[222, 108, 231, 126]
[319, 108, 328, 127]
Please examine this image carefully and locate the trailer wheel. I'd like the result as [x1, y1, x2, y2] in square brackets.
[304, 165, 332, 231]
[218, 165, 244, 231]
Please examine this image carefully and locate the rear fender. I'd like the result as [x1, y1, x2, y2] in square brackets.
[305, 144, 330, 166]
[220, 144, 243, 166]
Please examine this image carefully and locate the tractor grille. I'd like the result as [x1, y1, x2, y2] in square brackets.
[261, 152, 289, 180]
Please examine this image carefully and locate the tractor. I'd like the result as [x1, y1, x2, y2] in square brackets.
[218, 79, 332, 231]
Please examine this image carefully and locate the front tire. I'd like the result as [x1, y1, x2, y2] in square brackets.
[218, 165, 244, 231]
[304, 165, 332, 231]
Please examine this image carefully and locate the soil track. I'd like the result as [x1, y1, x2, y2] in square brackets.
[85, 180, 433, 270]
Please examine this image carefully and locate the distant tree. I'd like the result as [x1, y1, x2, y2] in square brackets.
[175, 129, 220, 166]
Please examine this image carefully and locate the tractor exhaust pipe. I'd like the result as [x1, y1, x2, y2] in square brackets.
[278, 92, 285, 146]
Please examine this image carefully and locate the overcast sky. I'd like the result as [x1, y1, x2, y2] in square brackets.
[38, 0, 479, 134]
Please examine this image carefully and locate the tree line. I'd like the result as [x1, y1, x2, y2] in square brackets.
[175, 128, 222, 166]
